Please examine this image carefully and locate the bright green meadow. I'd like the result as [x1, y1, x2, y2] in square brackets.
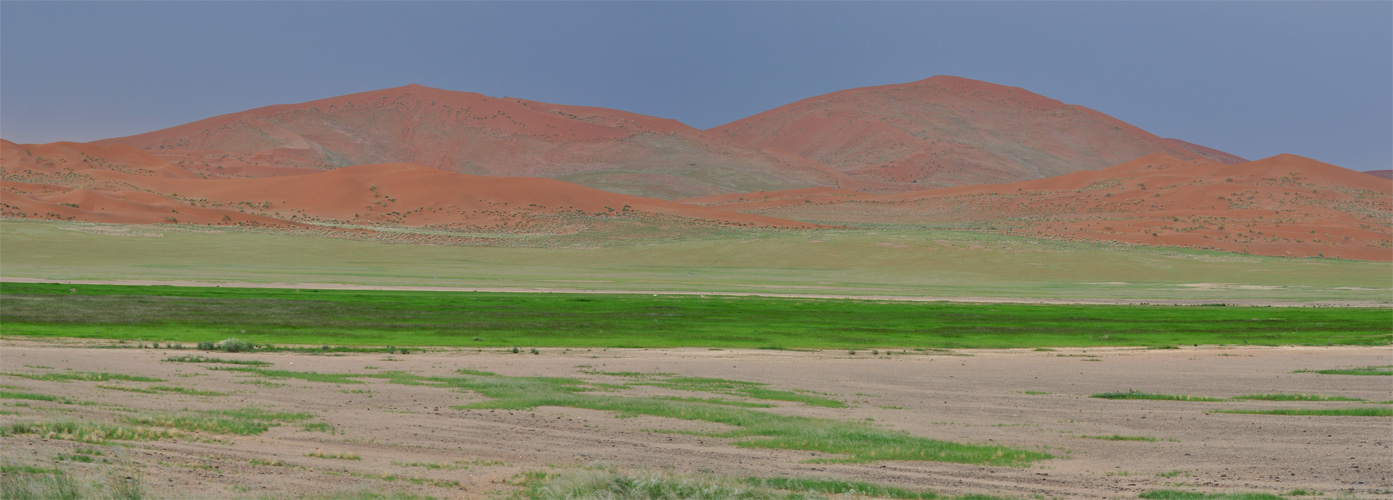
[1, 282, 1388, 349]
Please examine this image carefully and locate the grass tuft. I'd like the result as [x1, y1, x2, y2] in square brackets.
[1231, 393, 1363, 402]
[1138, 491, 1288, 500]
[305, 451, 360, 461]
[0, 390, 78, 405]
[1091, 390, 1222, 402]
[1216, 407, 1392, 417]
[1294, 365, 1392, 376]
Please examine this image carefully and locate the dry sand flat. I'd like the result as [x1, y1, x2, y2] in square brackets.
[2, 341, 1389, 498]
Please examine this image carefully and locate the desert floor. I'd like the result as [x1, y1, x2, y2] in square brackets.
[1, 341, 1389, 499]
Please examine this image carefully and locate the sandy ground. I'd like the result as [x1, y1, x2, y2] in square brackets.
[1, 341, 1390, 499]
[4, 277, 1388, 308]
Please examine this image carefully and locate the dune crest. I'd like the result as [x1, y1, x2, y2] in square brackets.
[711, 75, 1245, 188]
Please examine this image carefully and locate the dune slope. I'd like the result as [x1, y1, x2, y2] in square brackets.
[711, 76, 1245, 188]
[687, 153, 1391, 261]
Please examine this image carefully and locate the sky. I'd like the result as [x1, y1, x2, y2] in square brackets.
[2, 1, 1390, 171]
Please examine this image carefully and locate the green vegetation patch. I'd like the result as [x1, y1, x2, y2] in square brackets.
[124, 407, 313, 435]
[1139, 491, 1288, 500]
[0, 391, 78, 405]
[97, 385, 225, 397]
[746, 477, 939, 499]
[2, 420, 180, 444]
[2, 371, 163, 383]
[515, 467, 1007, 500]
[2, 282, 1388, 349]
[1091, 391, 1223, 402]
[174, 366, 1047, 466]
[1231, 393, 1364, 402]
[1216, 407, 1393, 417]
[601, 372, 845, 407]
[1295, 365, 1393, 376]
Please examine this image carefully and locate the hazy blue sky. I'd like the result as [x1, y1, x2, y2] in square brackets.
[2, 1, 1389, 170]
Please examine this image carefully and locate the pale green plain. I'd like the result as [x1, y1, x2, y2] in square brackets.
[1, 221, 1388, 302]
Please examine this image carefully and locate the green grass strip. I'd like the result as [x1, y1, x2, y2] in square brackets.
[1231, 393, 1363, 402]
[3, 282, 1389, 349]
[1294, 365, 1393, 376]
[0, 390, 77, 404]
[1091, 390, 1222, 402]
[1216, 407, 1393, 417]
[1139, 491, 1288, 500]
[746, 477, 938, 499]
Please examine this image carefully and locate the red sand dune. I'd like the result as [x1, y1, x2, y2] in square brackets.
[690, 153, 1392, 261]
[711, 76, 1245, 188]
[1364, 170, 1392, 181]
[92, 85, 878, 200]
[2, 140, 812, 233]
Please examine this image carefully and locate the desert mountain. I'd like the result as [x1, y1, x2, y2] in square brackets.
[92, 85, 875, 200]
[685, 153, 1391, 261]
[711, 76, 1245, 188]
[1, 140, 814, 238]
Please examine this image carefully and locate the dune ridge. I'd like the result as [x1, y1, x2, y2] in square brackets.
[711, 75, 1245, 188]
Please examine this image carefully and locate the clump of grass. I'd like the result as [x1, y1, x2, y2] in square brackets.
[1080, 435, 1157, 442]
[1, 421, 179, 443]
[147, 386, 225, 397]
[1217, 407, 1393, 417]
[519, 467, 788, 500]
[305, 451, 360, 461]
[164, 355, 269, 366]
[517, 466, 1007, 500]
[1138, 491, 1287, 500]
[124, 407, 314, 436]
[1019, 391, 1050, 395]
[1294, 365, 1393, 376]
[2, 458, 143, 500]
[208, 338, 256, 353]
[746, 476, 938, 499]
[0, 390, 78, 405]
[1232, 393, 1363, 402]
[1091, 390, 1222, 402]
[302, 422, 335, 433]
[97, 385, 225, 397]
[3, 371, 163, 383]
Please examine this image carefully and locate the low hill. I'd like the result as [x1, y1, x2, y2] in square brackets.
[686, 153, 1391, 261]
[711, 76, 1245, 188]
[91, 85, 874, 199]
[1, 140, 814, 238]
